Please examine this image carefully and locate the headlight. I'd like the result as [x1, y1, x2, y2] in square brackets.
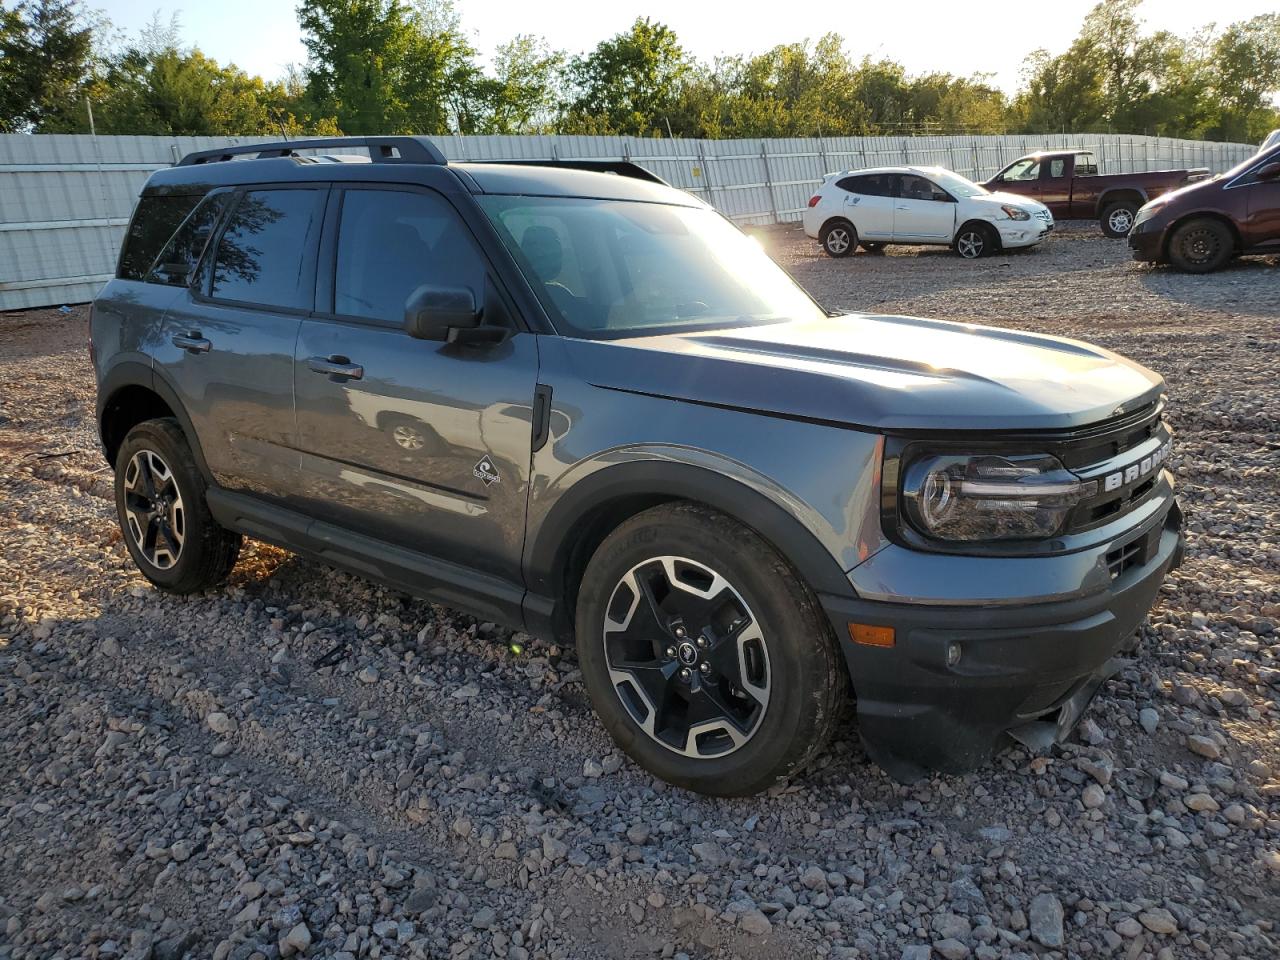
[901, 453, 1095, 542]
[1131, 201, 1163, 229]
[1000, 205, 1030, 221]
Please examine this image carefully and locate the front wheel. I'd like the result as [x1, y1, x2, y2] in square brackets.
[954, 223, 997, 259]
[1100, 201, 1139, 238]
[575, 503, 846, 796]
[1167, 218, 1233, 273]
[114, 418, 241, 593]
[820, 220, 856, 258]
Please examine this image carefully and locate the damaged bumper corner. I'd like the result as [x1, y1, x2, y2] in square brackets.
[819, 503, 1184, 783]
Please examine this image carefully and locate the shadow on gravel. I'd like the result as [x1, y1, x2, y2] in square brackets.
[1137, 257, 1280, 317]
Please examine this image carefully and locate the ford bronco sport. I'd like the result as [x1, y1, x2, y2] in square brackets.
[93, 136, 1184, 795]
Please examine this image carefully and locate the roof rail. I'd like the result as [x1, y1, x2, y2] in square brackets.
[479, 159, 668, 186]
[177, 136, 447, 167]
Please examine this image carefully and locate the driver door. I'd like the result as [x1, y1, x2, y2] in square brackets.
[291, 184, 539, 585]
[891, 174, 956, 241]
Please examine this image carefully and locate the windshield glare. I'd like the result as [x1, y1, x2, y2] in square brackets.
[478, 196, 826, 338]
[927, 169, 989, 198]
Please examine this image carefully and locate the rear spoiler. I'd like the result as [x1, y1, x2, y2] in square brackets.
[476, 159, 668, 185]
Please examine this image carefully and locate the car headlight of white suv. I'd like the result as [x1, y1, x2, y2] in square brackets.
[999, 205, 1031, 221]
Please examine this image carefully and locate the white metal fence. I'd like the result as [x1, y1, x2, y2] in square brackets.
[0, 132, 1259, 311]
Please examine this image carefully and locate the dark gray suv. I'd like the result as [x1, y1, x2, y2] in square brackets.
[92, 136, 1184, 795]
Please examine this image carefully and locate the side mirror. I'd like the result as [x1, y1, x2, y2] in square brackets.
[1256, 161, 1280, 181]
[403, 285, 481, 341]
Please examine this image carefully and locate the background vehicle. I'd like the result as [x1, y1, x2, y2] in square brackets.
[803, 166, 1053, 259]
[985, 150, 1211, 238]
[94, 136, 1181, 795]
[1129, 142, 1280, 273]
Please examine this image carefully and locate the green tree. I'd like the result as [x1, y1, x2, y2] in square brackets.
[1207, 14, 1280, 142]
[562, 18, 689, 136]
[478, 34, 564, 134]
[0, 0, 94, 132]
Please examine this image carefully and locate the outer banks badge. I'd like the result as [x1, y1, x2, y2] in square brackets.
[473, 455, 501, 486]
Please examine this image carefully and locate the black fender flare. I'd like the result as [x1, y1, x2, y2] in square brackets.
[97, 360, 213, 481]
[524, 459, 856, 623]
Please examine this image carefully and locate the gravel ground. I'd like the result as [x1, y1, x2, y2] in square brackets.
[1, 224, 1278, 960]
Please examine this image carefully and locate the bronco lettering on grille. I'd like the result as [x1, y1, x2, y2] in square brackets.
[1102, 439, 1171, 493]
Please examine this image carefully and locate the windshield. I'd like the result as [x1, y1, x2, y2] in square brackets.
[927, 169, 989, 198]
[477, 196, 827, 338]
[1216, 144, 1280, 181]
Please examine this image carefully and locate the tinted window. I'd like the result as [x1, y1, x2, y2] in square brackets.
[146, 193, 228, 287]
[1002, 159, 1041, 181]
[334, 189, 486, 324]
[898, 175, 950, 201]
[210, 188, 324, 310]
[1075, 153, 1099, 176]
[118, 195, 202, 280]
[837, 174, 892, 197]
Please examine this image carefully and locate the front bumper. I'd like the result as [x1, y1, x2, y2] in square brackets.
[1128, 219, 1166, 261]
[821, 502, 1183, 781]
[998, 221, 1053, 248]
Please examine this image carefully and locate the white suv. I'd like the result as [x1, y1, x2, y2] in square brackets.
[802, 166, 1053, 259]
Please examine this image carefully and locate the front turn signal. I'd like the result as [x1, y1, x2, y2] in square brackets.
[848, 623, 895, 648]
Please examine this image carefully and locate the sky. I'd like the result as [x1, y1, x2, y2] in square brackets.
[92, 0, 1278, 94]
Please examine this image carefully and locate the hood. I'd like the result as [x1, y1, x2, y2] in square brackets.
[564, 314, 1164, 432]
[983, 191, 1049, 212]
[1141, 176, 1217, 208]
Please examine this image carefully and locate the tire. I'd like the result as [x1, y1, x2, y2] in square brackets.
[954, 222, 997, 259]
[114, 418, 241, 594]
[820, 220, 856, 258]
[861, 241, 886, 254]
[575, 502, 847, 796]
[1100, 201, 1139, 238]
[1167, 218, 1233, 274]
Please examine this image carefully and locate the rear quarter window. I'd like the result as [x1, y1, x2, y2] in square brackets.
[118, 194, 204, 280]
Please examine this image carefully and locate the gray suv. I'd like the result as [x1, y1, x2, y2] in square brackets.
[92, 136, 1184, 795]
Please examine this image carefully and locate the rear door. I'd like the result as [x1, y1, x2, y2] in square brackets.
[1240, 160, 1280, 249]
[835, 174, 895, 239]
[291, 183, 539, 585]
[891, 174, 956, 241]
[156, 185, 327, 498]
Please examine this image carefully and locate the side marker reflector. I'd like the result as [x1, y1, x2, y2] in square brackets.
[848, 623, 895, 648]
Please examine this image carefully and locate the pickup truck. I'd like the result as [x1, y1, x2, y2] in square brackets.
[983, 150, 1210, 237]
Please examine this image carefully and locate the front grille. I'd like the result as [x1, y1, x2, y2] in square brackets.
[1057, 400, 1171, 535]
[1034, 210, 1052, 224]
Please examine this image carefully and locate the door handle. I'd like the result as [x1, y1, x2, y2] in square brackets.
[845, 196, 860, 204]
[896, 205, 911, 210]
[172, 332, 211, 354]
[308, 355, 364, 381]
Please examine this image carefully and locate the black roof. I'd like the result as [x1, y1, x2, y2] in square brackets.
[151, 136, 690, 206]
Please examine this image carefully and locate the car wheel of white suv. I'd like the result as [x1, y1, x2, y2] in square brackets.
[955, 223, 997, 259]
[820, 220, 856, 258]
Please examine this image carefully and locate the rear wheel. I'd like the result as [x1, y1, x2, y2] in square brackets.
[820, 220, 856, 258]
[954, 223, 997, 259]
[114, 418, 241, 593]
[575, 503, 846, 796]
[1100, 201, 1139, 238]
[1167, 218, 1233, 273]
